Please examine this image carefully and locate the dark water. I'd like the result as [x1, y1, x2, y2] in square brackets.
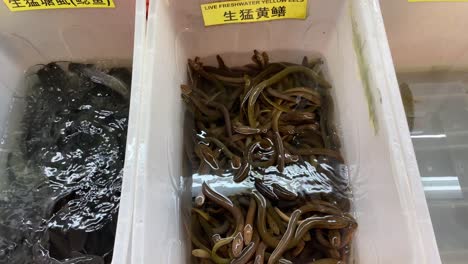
[0, 63, 131, 264]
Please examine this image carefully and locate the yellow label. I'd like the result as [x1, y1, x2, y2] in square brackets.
[3, 0, 115, 11]
[200, 0, 308, 26]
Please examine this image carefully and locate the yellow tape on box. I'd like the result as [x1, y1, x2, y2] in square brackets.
[3, 0, 115, 12]
[201, 0, 308, 26]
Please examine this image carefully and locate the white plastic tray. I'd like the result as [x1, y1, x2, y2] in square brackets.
[381, 1, 468, 263]
[125, 0, 441, 263]
[382, 0, 468, 71]
[0, 1, 138, 263]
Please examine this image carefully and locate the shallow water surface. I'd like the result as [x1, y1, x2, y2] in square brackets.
[0, 62, 131, 264]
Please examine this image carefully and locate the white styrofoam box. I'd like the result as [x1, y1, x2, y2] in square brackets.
[0, 1, 140, 263]
[381, 0, 468, 71]
[0, 3, 136, 134]
[112, 0, 147, 263]
[125, 0, 441, 263]
[395, 72, 468, 264]
[381, 1, 468, 263]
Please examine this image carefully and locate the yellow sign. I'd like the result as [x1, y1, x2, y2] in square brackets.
[201, 0, 308, 26]
[3, 0, 115, 11]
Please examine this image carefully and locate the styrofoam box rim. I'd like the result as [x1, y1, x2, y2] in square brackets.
[112, 0, 147, 263]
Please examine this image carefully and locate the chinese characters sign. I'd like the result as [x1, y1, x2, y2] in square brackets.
[200, 0, 307, 26]
[3, 0, 114, 11]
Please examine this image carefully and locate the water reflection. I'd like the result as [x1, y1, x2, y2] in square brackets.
[192, 160, 350, 206]
[0, 62, 130, 264]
